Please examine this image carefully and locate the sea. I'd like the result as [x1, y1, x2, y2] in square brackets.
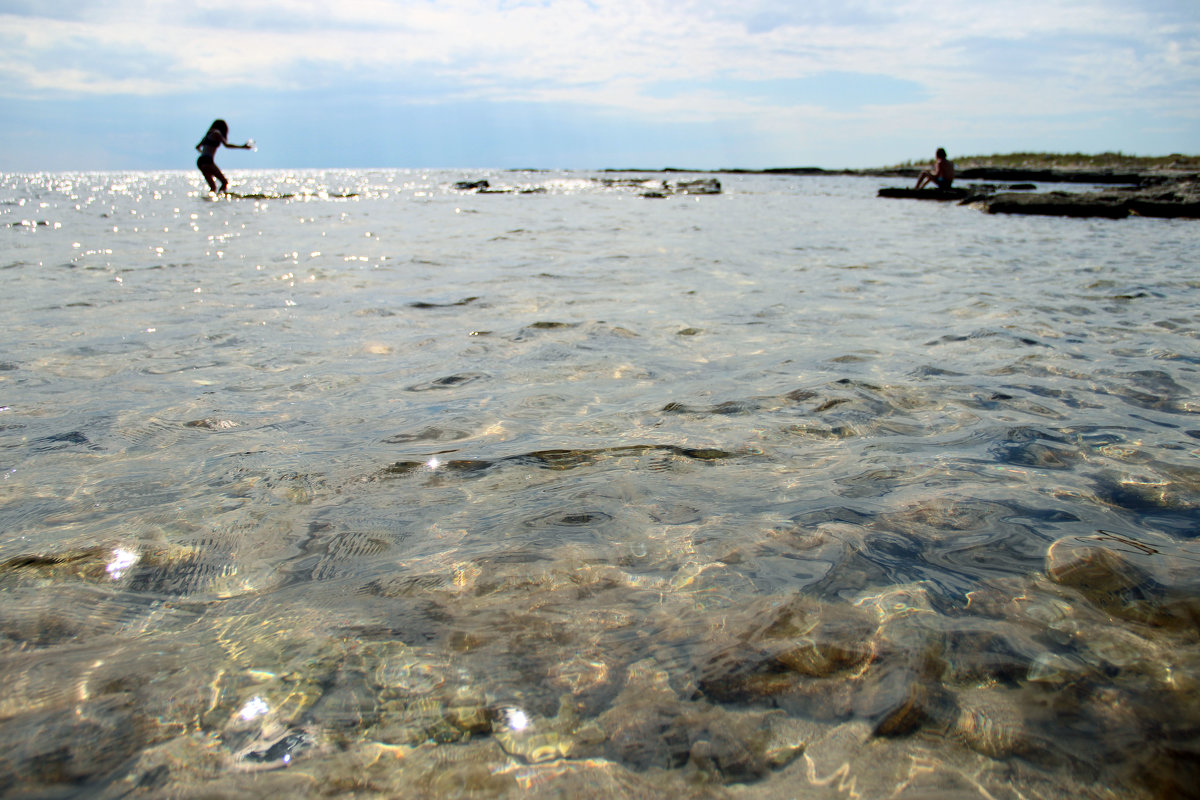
[1, 168, 1198, 799]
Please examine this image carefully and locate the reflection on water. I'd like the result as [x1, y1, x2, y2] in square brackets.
[1, 169, 1199, 798]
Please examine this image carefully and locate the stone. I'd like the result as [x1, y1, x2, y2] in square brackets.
[853, 667, 934, 737]
[1045, 537, 1150, 595]
[981, 191, 1130, 218]
[952, 688, 1033, 758]
[672, 178, 722, 195]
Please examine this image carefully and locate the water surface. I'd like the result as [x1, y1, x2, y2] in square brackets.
[2, 169, 1199, 798]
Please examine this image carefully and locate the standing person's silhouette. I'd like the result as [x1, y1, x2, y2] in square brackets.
[196, 119, 253, 194]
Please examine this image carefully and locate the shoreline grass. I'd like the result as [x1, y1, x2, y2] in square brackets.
[891, 151, 1200, 170]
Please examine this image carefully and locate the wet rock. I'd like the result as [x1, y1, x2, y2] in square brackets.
[1041, 532, 1200, 629]
[756, 596, 875, 677]
[1071, 623, 1161, 677]
[796, 720, 872, 782]
[0, 545, 125, 583]
[242, 730, 314, 766]
[853, 666, 935, 737]
[982, 175, 1200, 219]
[595, 671, 808, 783]
[1046, 536, 1149, 594]
[954, 166, 1144, 183]
[1128, 198, 1200, 218]
[414, 747, 518, 797]
[598, 661, 691, 769]
[0, 542, 249, 599]
[857, 585, 947, 683]
[116, 733, 229, 795]
[494, 696, 604, 763]
[304, 658, 379, 737]
[453, 180, 489, 191]
[641, 178, 721, 197]
[696, 641, 800, 704]
[1025, 652, 1093, 687]
[982, 191, 1131, 218]
[408, 296, 479, 309]
[952, 688, 1032, 758]
[681, 708, 805, 782]
[883, 172, 1200, 219]
[444, 686, 492, 735]
[185, 417, 239, 430]
[375, 695, 468, 746]
[940, 624, 1040, 686]
[0, 695, 152, 791]
[548, 655, 612, 696]
[877, 187, 969, 201]
[673, 178, 721, 195]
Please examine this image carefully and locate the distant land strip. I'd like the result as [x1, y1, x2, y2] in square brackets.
[582, 153, 1200, 185]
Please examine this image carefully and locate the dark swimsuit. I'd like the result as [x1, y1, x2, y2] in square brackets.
[196, 130, 222, 169]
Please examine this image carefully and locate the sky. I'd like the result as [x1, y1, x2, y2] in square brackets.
[0, 0, 1197, 171]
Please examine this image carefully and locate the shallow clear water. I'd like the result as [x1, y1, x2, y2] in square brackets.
[2, 168, 1199, 798]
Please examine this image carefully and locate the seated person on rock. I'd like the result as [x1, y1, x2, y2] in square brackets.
[915, 148, 955, 190]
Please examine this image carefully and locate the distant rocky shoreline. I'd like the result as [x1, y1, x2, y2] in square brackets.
[596, 165, 1162, 182]
[616, 165, 1200, 218]
[457, 165, 1200, 218]
[655, 165, 1200, 219]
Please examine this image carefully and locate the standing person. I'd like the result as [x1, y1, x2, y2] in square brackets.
[915, 147, 955, 190]
[195, 119, 253, 194]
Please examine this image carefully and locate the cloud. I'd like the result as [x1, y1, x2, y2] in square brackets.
[645, 73, 929, 112]
[1, 1, 1195, 105]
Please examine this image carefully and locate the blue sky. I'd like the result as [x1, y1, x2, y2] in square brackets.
[1, 0, 1197, 171]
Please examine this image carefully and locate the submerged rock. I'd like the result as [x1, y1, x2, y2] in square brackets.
[1046, 536, 1149, 594]
[877, 187, 969, 201]
[853, 666, 937, 737]
[1044, 531, 1200, 628]
[0, 542, 252, 599]
[758, 596, 876, 677]
[951, 688, 1033, 758]
[0, 695, 153, 791]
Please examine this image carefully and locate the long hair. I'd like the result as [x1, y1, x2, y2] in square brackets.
[209, 119, 229, 137]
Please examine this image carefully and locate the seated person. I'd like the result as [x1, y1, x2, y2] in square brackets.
[915, 148, 955, 190]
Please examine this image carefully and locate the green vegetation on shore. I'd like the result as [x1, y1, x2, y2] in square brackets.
[893, 151, 1200, 170]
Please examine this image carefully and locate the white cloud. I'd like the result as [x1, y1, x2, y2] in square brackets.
[2, 0, 1196, 113]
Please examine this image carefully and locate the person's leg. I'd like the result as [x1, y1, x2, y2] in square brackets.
[915, 170, 932, 189]
[198, 158, 218, 192]
[198, 157, 224, 192]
